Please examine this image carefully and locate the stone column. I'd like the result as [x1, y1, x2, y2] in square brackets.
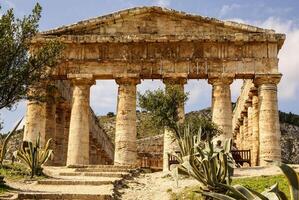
[114, 77, 140, 166]
[242, 113, 248, 149]
[66, 74, 94, 167]
[43, 95, 57, 166]
[250, 87, 259, 166]
[254, 74, 282, 166]
[63, 106, 71, 165]
[239, 124, 244, 149]
[162, 78, 186, 172]
[247, 106, 253, 150]
[24, 100, 45, 144]
[53, 102, 66, 166]
[208, 76, 233, 140]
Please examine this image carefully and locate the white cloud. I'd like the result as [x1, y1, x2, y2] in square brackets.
[219, 4, 241, 17]
[254, 17, 299, 100]
[90, 80, 118, 115]
[226, 17, 299, 101]
[155, 0, 171, 7]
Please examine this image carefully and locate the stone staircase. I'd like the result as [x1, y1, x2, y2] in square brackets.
[4, 165, 134, 200]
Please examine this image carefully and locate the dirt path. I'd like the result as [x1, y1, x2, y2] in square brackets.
[119, 171, 198, 200]
[119, 165, 299, 200]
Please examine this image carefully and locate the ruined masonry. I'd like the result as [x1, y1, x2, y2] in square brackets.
[24, 6, 285, 171]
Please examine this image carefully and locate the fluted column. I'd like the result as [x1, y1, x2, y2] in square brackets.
[254, 74, 282, 165]
[250, 87, 259, 166]
[114, 77, 140, 166]
[162, 78, 186, 172]
[66, 74, 94, 167]
[209, 76, 233, 140]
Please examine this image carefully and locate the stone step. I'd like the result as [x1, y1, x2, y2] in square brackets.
[68, 164, 132, 169]
[84, 172, 129, 177]
[75, 167, 130, 173]
[17, 193, 112, 200]
[59, 171, 129, 178]
[37, 179, 113, 186]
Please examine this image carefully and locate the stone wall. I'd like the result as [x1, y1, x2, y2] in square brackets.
[137, 134, 164, 170]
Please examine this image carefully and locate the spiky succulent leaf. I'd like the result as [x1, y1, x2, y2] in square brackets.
[279, 163, 299, 200]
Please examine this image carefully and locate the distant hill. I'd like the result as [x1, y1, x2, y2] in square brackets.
[98, 108, 299, 164]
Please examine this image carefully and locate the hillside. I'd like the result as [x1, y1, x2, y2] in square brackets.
[98, 109, 299, 164]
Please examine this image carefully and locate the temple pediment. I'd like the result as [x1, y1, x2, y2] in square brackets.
[41, 7, 281, 38]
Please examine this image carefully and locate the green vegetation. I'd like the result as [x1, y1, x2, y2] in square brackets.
[0, 118, 23, 166]
[0, 163, 31, 181]
[14, 136, 53, 178]
[138, 85, 188, 132]
[0, 3, 63, 110]
[279, 111, 299, 126]
[172, 174, 293, 200]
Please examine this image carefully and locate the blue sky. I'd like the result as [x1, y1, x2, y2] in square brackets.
[1, 0, 299, 132]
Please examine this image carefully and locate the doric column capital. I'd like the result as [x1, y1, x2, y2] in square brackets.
[254, 74, 282, 86]
[114, 73, 140, 85]
[67, 74, 95, 86]
[162, 73, 188, 85]
[115, 77, 140, 85]
[208, 74, 234, 86]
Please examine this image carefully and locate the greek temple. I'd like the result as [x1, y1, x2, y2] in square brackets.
[23, 7, 285, 169]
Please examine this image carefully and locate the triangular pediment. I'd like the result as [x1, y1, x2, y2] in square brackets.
[41, 7, 277, 37]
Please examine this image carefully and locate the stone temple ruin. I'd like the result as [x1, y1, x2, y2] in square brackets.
[24, 7, 285, 170]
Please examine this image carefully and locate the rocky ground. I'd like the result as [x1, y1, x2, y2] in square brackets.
[118, 165, 299, 200]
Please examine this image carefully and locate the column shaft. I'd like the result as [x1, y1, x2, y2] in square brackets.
[255, 75, 281, 165]
[251, 94, 259, 166]
[24, 100, 45, 144]
[243, 115, 248, 149]
[53, 103, 66, 165]
[114, 78, 140, 166]
[66, 77, 94, 166]
[209, 77, 233, 140]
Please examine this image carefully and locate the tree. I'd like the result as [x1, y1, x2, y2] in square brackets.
[138, 85, 188, 134]
[0, 3, 63, 110]
[137, 85, 220, 139]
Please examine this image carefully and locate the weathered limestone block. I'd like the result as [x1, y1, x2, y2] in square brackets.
[66, 74, 95, 166]
[162, 77, 186, 172]
[114, 77, 140, 166]
[209, 76, 233, 140]
[255, 74, 281, 165]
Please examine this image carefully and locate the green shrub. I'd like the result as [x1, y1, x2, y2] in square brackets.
[13, 136, 53, 178]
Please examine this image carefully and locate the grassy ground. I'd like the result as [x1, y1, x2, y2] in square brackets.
[0, 162, 47, 194]
[171, 175, 290, 200]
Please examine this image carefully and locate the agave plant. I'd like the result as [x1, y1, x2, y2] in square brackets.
[13, 135, 53, 178]
[0, 117, 23, 166]
[203, 164, 299, 200]
[173, 125, 234, 194]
